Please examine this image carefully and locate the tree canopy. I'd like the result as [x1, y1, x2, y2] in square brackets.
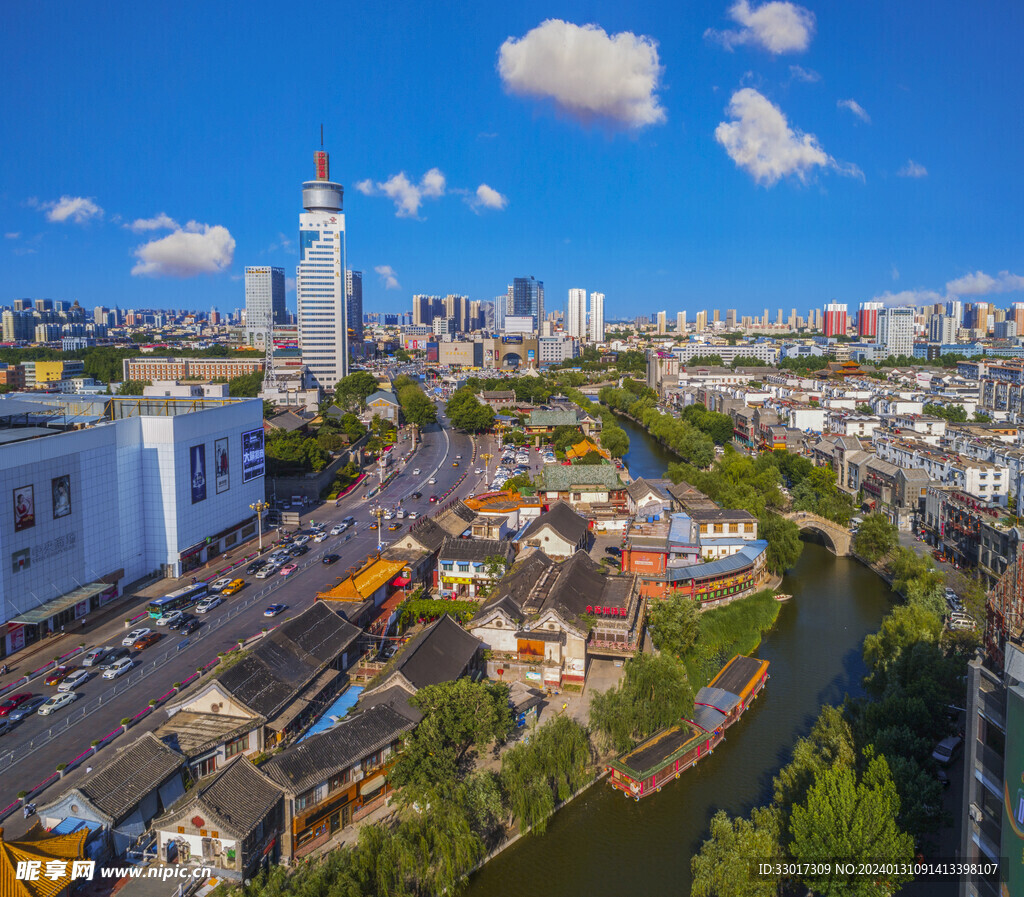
[446, 390, 495, 432]
[333, 370, 380, 412]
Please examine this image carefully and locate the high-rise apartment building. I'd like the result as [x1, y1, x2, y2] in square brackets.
[657, 311, 667, 334]
[695, 310, 708, 332]
[676, 311, 686, 333]
[567, 288, 587, 340]
[443, 295, 470, 332]
[245, 266, 286, 346]
[876, 306, 914, 358]
[1012, 303, 1024, 335]
[726, 309, 737, 329]
[972, 302, 991, 332]
[296, 149, 347, 389]
[511, 277, 544, 332]
[589, 292, 605, 343]
[928, 314, 958, 344]
[857, 301, 882, 339]
[346, 270, 363, 342]
[824, 302, 848, 338]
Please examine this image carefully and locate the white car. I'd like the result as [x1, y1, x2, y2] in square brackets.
[155, 610, 184, 628]
[102, 658, 135, 680]
[195, 596, 223, 614]
[475, 468, 483, 474]
[408, 511, 419, 519]
[331, 523, 347, 535]
[122, 627, 152, 646]
[58, 669, 91, 692]
[292, 535, 310, 547]
[314, 531, 328, 543]
[428, 478, 437, 485]
[255, 564, 277, 579]
[412, 468, 421, 475]
[38, 692, 80, 715]
[209, 577, 233, 593]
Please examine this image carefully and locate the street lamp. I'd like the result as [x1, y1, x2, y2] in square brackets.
[249, 500, 268, 551]
[373, 505, 386, 553]
[481, 452, 493, 487]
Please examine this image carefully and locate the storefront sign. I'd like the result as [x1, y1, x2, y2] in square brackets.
[242, 429, 265, 482]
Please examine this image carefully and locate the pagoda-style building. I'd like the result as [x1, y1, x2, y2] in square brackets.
[0, 825, 88, 897]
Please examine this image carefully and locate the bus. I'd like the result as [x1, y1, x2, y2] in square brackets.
[148, 583, 208, 619]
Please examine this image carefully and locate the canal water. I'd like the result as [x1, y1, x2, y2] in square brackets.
[465, 413, 896, 897]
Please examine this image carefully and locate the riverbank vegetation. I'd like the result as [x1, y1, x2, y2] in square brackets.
[690, 556, 971, 896]
[245, 680, 596, 897]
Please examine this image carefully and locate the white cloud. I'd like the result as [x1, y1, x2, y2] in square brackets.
[715, 88, 861, 186]
[359, 169, 447, 218]
[837, 98, 870, 123]
[285, 276, 296, 293]
[125, 213, 179, 233]
[498, 19, 666, 128]
[897, 159, 928, 178]
[946, 270, 1024, 297]
[31, 195, 103, 224]
[788, 64, 820, 83]
[374, 265, 401, 290]
[891, 264, 900, 281]
[872, 288, 943, 307]
[706, 1, 815, 55]
[471, 184, 509, 212]
[4, 232, 19, 239]
[131, 221, 235, 277]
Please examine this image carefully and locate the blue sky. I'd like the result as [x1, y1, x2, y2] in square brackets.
[3, 1, 1023, 320]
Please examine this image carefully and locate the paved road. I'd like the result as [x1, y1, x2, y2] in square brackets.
[0, 416, 496, 822]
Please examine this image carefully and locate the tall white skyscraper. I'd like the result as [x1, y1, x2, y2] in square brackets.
[589, 292, 605, 343]
[876, 306, 915, 358]
[297, 149, 347, 389]
[567, 288, 586, 340]
[676, 311, 685, 333]
[244, 267, 286, 346]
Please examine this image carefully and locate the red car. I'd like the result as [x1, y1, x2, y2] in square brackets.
[0, 693, 33, 717]
[429, 495, 439, 503]
[44, 666, 75, 686]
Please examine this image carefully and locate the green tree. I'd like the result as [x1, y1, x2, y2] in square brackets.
[862, 604, 942, 697]
[788, 751, 914, 896]
[691, 806, 783, 897]
[446, 390, 495, 432]
[790, 465, 854, 524]
[333, 370, 380, 412]
[574, 449, 605, 465]
[973, 410, 992, 422]
[390, 679, 513, 798]
[853, 514, 898, 563]
[117, 379, 150, 395]
[773, 705, 856, 810]
[600, 425, 630, 458]
[758, 512, 804, 574]
[504, 473, 533, 493]
[647, 592, 700, 658]
[589, 653, 695, 752]
[397, 381, 438, 427]
[923, 401, 968, 423]
[129, 331, 149, 343]
[227, 369, 264, 397]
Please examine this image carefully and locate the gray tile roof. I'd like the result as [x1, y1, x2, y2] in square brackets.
[156, 712, 264, 760]
[216, 602, 360, 720]
[402, 517, 449, 552]
[435, 502, 477, 536]
[263, 705, 415, 794]
[521, 502, 589, 546]
[541, 463, 622, 492]
[76, 733, 185, 823]
[158, 756, 283, 839]
[528, 408, 581, 428]
[391, 615, 483, 690]
[626, 477, 674, 503]
[438, 536, 514, 564]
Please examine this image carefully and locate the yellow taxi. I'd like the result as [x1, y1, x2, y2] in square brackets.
[221, 578, 246, 596]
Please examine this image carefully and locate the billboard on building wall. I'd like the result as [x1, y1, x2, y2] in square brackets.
[52, 475, 71, 519]
[215, 438, 230, 494]
[190, 444, 207, 504]
[1002, 684, 1024, 896]
[13, 485, 34, 531]
[242, 428, 265, 482]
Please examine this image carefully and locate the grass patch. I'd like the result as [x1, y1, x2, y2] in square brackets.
[682, 589, 781, 688]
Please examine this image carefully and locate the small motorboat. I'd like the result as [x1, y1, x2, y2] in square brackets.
[774, 592, 793, 602]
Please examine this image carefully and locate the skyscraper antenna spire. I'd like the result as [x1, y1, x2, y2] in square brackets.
[320, 123, 323, 147]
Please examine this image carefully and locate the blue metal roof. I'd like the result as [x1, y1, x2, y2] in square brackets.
[667, 540, 768, 583]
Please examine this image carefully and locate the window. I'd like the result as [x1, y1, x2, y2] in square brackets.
[225, 734, 248, 758]
[328, 769, 351, 793]
[365, 751, 382, 768]
[295, 789, 316, 812]
[458, 563, 470, 573]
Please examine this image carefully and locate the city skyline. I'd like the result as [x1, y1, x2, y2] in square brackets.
[4, 2, 1024, 319]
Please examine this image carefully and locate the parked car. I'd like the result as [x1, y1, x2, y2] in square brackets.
[8, 695, 47, 721]
[122, 627, 152, 647]
[322, 554, 340, 565]
[209, 577, 233, 593]
[0, 693, 34, 717]
[168, 613, 196, 631]
[44, 666, 75, 686]
[132, 632, 161, 651]
[221, 579, 246, 596]
[931, 735, 963, 765]
[155, 610, 184, 627]
[102, 658, 135, 680]
[179, 618, 202, 636]
[279, 563, 298, 577]
[264, 603, 287, 617]
[37, 691, 80, 715]
[195, 596, 223, 614]
[58, 669, 91, 692]
[82, 647, 111, 667]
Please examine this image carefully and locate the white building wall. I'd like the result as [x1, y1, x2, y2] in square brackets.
[589, 292, 605, 343]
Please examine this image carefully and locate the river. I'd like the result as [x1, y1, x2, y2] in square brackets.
[465, 413, 895, 897]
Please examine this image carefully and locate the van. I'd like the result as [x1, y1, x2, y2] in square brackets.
[931, 735, 963, 766]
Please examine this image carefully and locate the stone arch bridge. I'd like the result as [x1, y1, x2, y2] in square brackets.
[784, 511, 852, 556]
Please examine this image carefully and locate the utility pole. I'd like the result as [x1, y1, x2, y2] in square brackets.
[249, 500, 268, 551]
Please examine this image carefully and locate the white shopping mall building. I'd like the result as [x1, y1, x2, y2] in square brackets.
[0, 394, 266, 658]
